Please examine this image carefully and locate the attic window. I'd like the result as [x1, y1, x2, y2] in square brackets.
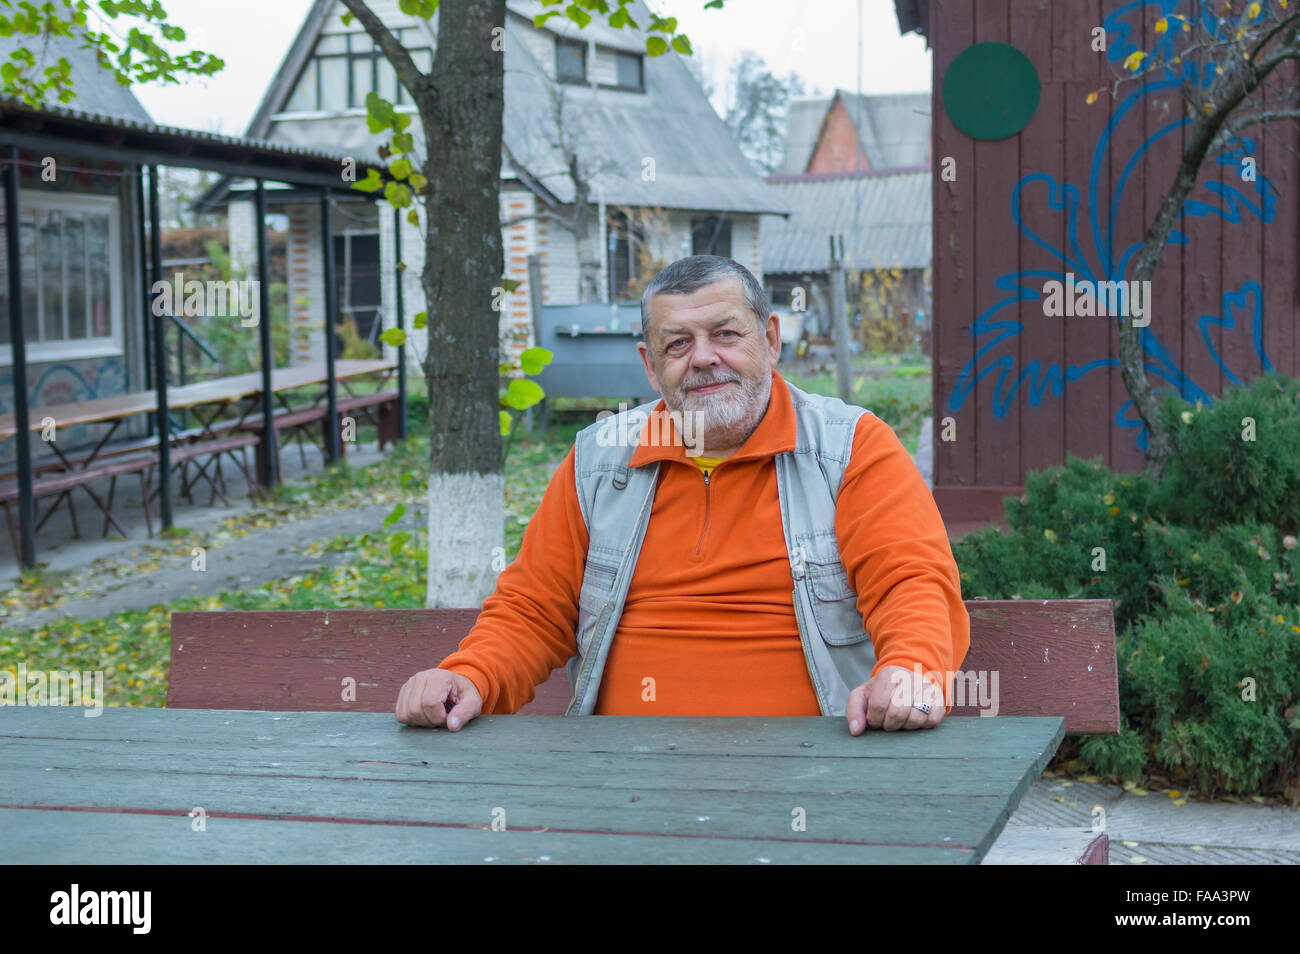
[284, 29, 433, 114]
[691, 216, 731, 258]
[556, 39, 586, 83]
[614, 51, 642, 91]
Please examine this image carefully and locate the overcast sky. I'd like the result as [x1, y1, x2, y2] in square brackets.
[131, 0, 931, 135]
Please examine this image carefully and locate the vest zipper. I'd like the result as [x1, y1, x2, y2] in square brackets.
[693, 469, 711, 556]
[567, 600, 612, 715]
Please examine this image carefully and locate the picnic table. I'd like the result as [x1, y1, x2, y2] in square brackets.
[0, 360, 396, 545]
[0, 706, 1064, 864]
[0, 359, 396, 449]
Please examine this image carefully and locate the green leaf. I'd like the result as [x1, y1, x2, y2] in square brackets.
[380, 327, 408, 346]
[671, 34, 692, 55]
[352, 168, 385, 193]
[565, 3, 592, 28]
[500, 277, 521, 292]
[500, 410, 513, 436]
[341, 10, 355, 25]
[609, 7, 627, 28]
[504, 377, 545, 410]
[704, 0, 724, 8]
[645, 35, 668, 56]
[533, 10, 561, 26]
[392, 131, 414, 154]
[413, 311, 427, 329]
[384, 181, 413, 208]
[388, 531, 412, 557]
[399, 0, 421, 14]
[518, 346, 553, 375]
[383, 502, 406, 528]
[406, 209, 420, 226]
[408, 172, 427, 193]
[390, 157, 413, 180]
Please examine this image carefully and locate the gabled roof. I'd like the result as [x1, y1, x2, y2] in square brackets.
[779, 95, 833, 175]
[204, 0, 786, 215]
[761, 167, 931, 274]
[783, 90, 931, 176]
[502, 1, 787, 213]
[0, 30, 153, 124]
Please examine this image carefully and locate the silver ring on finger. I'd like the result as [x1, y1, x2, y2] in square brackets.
[912, 702, 932, 714]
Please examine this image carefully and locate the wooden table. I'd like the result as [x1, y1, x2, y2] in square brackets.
[0, 360, 396, 444]
[0, 707, 1063, 864]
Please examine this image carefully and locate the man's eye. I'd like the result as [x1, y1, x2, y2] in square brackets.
[667, 339, 687, 350]
[718, 330, 738, 338]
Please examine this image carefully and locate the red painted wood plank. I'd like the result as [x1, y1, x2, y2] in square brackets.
[1218, 66, 1268, 390]
[1140, 0, 1187, 456]
[1260, 58, 1298, 380]
[1014, 2, 1066, 480]
[1107, 3, 1148, 474]
[973, 0, 1023, 487]
[932, 0, 978, 489]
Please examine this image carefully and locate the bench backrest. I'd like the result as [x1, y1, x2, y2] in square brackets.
[167, 599, 1119, 732]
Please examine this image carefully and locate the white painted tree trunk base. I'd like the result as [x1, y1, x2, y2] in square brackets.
[426, 472, 505, 608]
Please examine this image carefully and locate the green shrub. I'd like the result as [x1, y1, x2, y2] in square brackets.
[952, 374, 1300, 795]
[1152, 372, 1300, 530]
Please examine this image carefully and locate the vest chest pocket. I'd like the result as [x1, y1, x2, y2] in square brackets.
[797, 533, 870, 648]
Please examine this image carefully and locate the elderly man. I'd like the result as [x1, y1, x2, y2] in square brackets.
[396, 255, 969, 734]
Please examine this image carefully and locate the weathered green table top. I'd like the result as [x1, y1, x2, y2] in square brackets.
[0, 708, 1063, 864]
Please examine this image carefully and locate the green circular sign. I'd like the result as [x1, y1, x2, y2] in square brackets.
[942, 42, 1041, 140]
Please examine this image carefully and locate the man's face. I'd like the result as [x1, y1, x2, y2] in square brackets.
[637, 276, 782, 454]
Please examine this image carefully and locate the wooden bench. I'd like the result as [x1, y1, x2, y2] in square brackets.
[1, 452, 156, 548]
[168, 599, 1119, 726]
[169, 598, 1118, 863]
[146, 433, 262, 508]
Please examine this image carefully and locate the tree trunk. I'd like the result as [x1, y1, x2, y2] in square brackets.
[420, 0, 507, 607]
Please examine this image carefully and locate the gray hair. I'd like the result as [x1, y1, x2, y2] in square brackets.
[639, 255, 771, 342]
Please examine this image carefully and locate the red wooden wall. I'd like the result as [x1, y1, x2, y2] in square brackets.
[929, 0, 1299, 528]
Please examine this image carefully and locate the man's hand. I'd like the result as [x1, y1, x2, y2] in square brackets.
[846, 664, 945, 734]
[395, 668, 483, 730]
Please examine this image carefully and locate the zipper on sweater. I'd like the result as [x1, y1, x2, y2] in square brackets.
[693, 469, 711, 556]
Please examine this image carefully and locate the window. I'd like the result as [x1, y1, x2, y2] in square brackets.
[282, 30, 433, 113]
[606, 210, 644, 300]
[0, 193, 120, 363]
[614, 51, 643, 90]
[556, 39, 586, 83]
[691, 216, 731, 258]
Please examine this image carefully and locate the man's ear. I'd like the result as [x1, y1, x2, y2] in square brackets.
[637, 342, 662, 394]
[765, 312, 782, 366]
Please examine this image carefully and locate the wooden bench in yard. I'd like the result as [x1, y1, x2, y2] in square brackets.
[1, 452, 156, 549]
[169, 597, 1119, 864]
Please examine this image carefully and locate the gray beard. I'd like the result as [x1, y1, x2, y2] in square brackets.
[665, 370, 772, 455]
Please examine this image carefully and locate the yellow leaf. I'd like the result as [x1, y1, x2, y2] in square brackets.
[1128, 855, 1149, 863]
[1172, 798, 1188, 805]
[1086, 90, 1099, 104]
[1230, 590, 1243, 604]
[1123, 50, 1147, 71]
[1155, 17, 1168, 33]
[1122, 839, 1140, 847]
[1190, 844, 1204, 850]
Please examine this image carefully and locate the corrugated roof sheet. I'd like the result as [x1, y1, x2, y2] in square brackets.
[0, 95, 385, 170]
[761, 168, 931, 273]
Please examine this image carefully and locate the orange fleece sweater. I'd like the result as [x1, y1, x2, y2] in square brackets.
[438, 368, 970, 715]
